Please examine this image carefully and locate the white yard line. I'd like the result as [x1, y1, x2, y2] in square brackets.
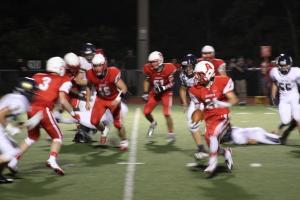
[267, 107, 278, 112]
[123, 108, 141, 200]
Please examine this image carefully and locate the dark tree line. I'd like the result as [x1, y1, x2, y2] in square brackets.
[0, 0, 299, 66]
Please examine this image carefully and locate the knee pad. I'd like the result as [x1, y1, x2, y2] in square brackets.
[25, 137, 36, 146]
[53, 138, 62, 144]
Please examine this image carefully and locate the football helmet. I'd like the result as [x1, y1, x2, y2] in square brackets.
[81, 43, 96, 55]
[181, 54, 198, 78]
[276, 54, 292, 75]
[64, 52, 80, 75]
[15, 77, 38, 101]
[92, 54, 107, 77]
[81, 43, 96, 63]
[148, 51, 164, 69]
[193, 61, 215, 85]
[201, 45, 215, 61]
[46, 57, 66, 76]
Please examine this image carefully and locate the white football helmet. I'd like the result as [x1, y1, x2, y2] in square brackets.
[148, 51, 164, 69]
[193, 61, 215, 85]
[201, 45, 215, 61]
[64, 52, 80, 75]
[46, 57, 66, 76]
[92, 54, 107, 76]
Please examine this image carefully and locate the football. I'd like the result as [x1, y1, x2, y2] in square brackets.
[191, 109, 204, 123]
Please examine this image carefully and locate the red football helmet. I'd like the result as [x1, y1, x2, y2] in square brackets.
[92, 54, 107, 77]
[64, 52, 80, 75]
[193, 61, 215, 85]
[201, 45, 215, 61]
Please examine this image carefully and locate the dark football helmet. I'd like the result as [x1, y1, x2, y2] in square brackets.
[81, 43, 96, 55]
[15, 77, 38, 101]
[181, 54, 198, 78]
[81, 43, 96, 63]
[276, 54, 292, 75]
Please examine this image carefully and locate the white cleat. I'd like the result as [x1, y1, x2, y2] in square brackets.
[46, 160, 65, 176]
[166, 133, 175, 142]
[224, 148, 233, 171]
[194, 150, 209, 160]
[204, 156, 217, 174]
[120, 140, 129, 151]
[148, 122, 157, 136]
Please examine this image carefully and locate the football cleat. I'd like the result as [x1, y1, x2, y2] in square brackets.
[224, 148, 233, 171]
[166, 133, 176, 142]
[148, 122, 157, 136]
[120, 140, 129, 150]
[46, 160, 65, 176]
[0, 176, 13, 184]
[194, 149, 209, 160]
[204, 155, 217, 174]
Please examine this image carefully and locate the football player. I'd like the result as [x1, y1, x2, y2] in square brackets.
[85, 54, 129, 150]
[142, 51, 177, 142]
[179, 54, 208, 159]
[8, 57, 80, 176]
[269, 54, 300, 141]
[198, 45, 227, 76]
[221, 125, 281, 145]
[0, 78, 39, 183]
[189, 61, 239, 174]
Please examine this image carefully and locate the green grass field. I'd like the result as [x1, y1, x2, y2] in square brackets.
[1, 104, 300, 200]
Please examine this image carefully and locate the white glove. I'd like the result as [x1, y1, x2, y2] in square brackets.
[142, 92, 149, 102]
[212, 99, 232, 108]
[5, 123, 21, 136]
[191, 121, 201, 129]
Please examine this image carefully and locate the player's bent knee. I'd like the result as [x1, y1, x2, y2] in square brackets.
[25, 137, 36, 146]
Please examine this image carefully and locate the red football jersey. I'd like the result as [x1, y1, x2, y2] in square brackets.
[86, 67, 121, 100]
[197, 58, 226, 76]
[143, 63, 176, 94]
[189, 76, 234, 119]
[31, 73, 72, 110]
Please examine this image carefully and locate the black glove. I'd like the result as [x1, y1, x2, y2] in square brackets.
[142, 92, 149, 102]
[120, 91, 132, 101]
[154, 86, 166, 94]
[270, 95, 277, 106]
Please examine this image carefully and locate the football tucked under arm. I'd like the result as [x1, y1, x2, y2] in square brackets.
[190, 109, 204, 129]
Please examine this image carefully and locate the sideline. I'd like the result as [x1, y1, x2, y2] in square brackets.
[123, 108, 141, 200]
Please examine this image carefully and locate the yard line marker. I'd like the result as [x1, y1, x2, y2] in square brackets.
[123, 108, 140, 200]
[267, 107, 278, 112]
[118, 162, 144, 165]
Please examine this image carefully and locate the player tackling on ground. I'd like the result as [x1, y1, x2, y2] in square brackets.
[189, 61, 239, 174]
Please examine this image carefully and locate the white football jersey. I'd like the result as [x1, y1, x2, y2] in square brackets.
[269, 67, 300, 96]
[179, 71, 194, 88]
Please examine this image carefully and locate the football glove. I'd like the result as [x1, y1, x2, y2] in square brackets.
[270, 95, 277, 106]
[5, 123, 21, 136]
[154, 86, 166, 94]
[120, 91, 132, 101]
[142, 92, 149, 102]
[190, 121, 201, 129]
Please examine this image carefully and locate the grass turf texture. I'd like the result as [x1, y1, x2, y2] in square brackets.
[1, 104, 300, 200]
